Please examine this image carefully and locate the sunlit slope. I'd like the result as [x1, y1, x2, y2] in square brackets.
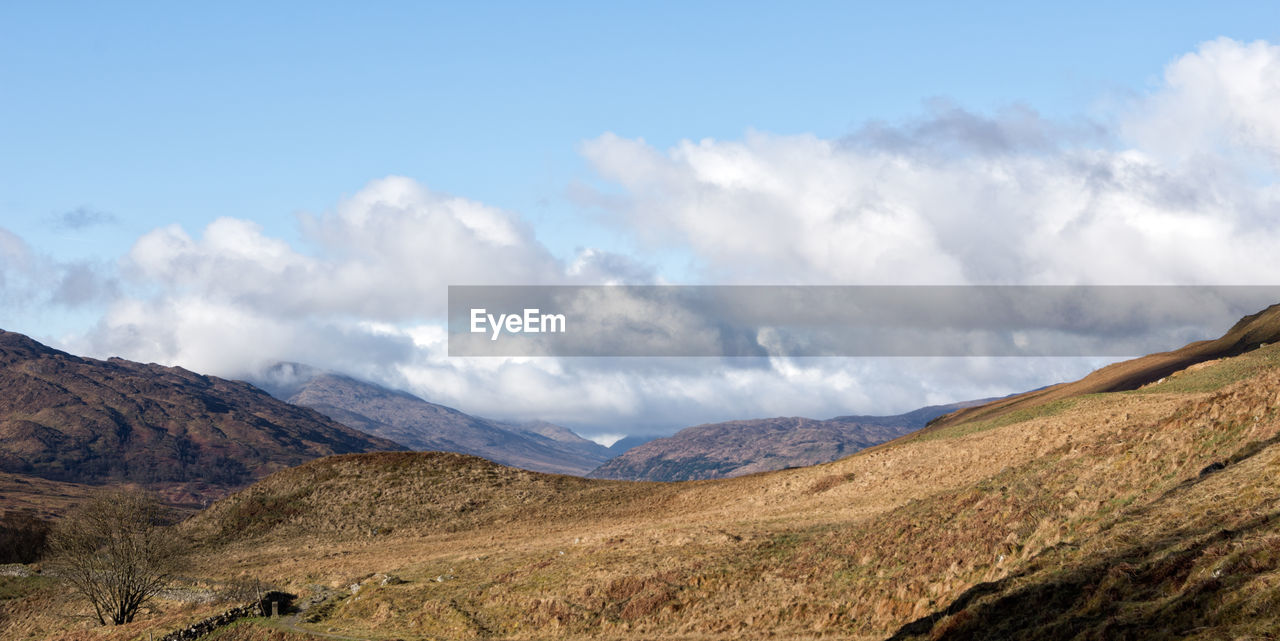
[184, 451, 679, 542]
[923, 301, 1280, 434]
[168, 339, 1280, 641]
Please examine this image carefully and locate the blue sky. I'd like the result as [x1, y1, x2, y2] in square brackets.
[4, 3, 1280, 435]
[5, 1, 1278, 264]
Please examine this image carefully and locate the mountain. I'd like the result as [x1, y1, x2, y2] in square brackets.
[589, 400, 985, 481]
[512, 420, 618, 462]
[0, 329, 403, 502]
[258, 365, 613, 476]
[164, 305, 1280, 641]
[924, 301, 1280, 433]
[607, 434, 656, 455]
[15, 304, 1280, 640]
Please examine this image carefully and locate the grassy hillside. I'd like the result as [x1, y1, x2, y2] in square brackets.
[105, 342, 1270, 641]
[923, 301, 1280, 432]
[8, 328, 1280, 640]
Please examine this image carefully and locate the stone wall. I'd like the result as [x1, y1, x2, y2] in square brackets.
[159, 592, 293, 641]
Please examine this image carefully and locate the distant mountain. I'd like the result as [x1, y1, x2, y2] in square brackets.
[510, 420, 617, 464]
[607, 435, 656, 456]
[588, 401, 986, 481]
[0, 330, 403, 502]
[256, 364, 613, 476]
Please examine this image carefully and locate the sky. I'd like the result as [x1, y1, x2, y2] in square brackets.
[3, 2, 1280, 440]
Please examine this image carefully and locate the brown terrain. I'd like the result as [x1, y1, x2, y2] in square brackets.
[924, 302, 1280, 432]
[590, 401, 988, 481]
[266, 367, 612, 475]
[0, 473, 95, 520]
[5, 304, 1280, 640]
[0, 330, 403, 509]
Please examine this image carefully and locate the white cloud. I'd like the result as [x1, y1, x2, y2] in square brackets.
[0, 227, 118, 325]
[54, 38, 1280, 436]
[1129, 38, 1280, 165]
[122, 177, 571, 321]
[581, 141, 1278, 287]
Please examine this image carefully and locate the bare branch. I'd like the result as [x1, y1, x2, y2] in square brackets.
[46, 489, 186, 625]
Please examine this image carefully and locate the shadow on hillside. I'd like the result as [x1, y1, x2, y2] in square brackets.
[887, 498, 1280, 640]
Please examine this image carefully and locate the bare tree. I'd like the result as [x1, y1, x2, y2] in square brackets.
[46, 489, 185, 625]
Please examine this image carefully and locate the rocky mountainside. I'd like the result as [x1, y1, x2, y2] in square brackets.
[258, 365, 612, 476]
[0, 330, 402, 498]
[589, 400, 986, 481]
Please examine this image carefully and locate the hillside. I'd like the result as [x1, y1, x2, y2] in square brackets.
[607, 434, 656, 455]
[0, 472, 95, 519]
[10, 307, 1280, 640]
[148, 339, 1280, 641]
[923, 301, 1280, 433]
[0, 330, 403, 506]
[591, 401, 984, 481]
[263, 366, 612, 475]
[146, 308, 1280, 641]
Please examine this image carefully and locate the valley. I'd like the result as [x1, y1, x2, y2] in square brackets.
[4, 307, 1280, 639]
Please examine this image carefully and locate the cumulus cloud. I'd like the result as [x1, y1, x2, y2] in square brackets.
[60, 38, 1280, 435]
[0, 227, 118, 316]
[123, 177, 566, 321]
[578, 40, 1280, 289]
[1128, 38, 1280, 165]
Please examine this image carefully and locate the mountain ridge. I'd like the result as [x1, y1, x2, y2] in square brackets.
[259, 366, 614, 476]
[0, 329, 403, 504]
[589, 399, 989, 481]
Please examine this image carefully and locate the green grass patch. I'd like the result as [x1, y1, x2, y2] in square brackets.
[912, 396, 1089, 443]
[0, 574, 54, 600]
[202, 618, 317, 641]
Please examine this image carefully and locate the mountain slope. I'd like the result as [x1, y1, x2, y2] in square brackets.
[272, 369, 612, 476]
[607, 434, 656, 455]
[158, 312, 1280, 641]
[923, 302, 1280, 433]
[590, 401, 985, 481]
[0, 329, 402, 496]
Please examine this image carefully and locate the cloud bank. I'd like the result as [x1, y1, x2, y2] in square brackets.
[36, 38, 1280, 434]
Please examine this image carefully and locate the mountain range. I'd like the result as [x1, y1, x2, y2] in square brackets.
[8, 305, 1280, 639]
[254, 363, 614, 476]
[137, 302, 1280, 641]
[589, 400, 989, 481]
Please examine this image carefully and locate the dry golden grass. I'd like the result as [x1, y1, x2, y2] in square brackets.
[0, 581, 228, 641]
[9, 343, 1280, 640]
[925, 301, 1280, 432]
